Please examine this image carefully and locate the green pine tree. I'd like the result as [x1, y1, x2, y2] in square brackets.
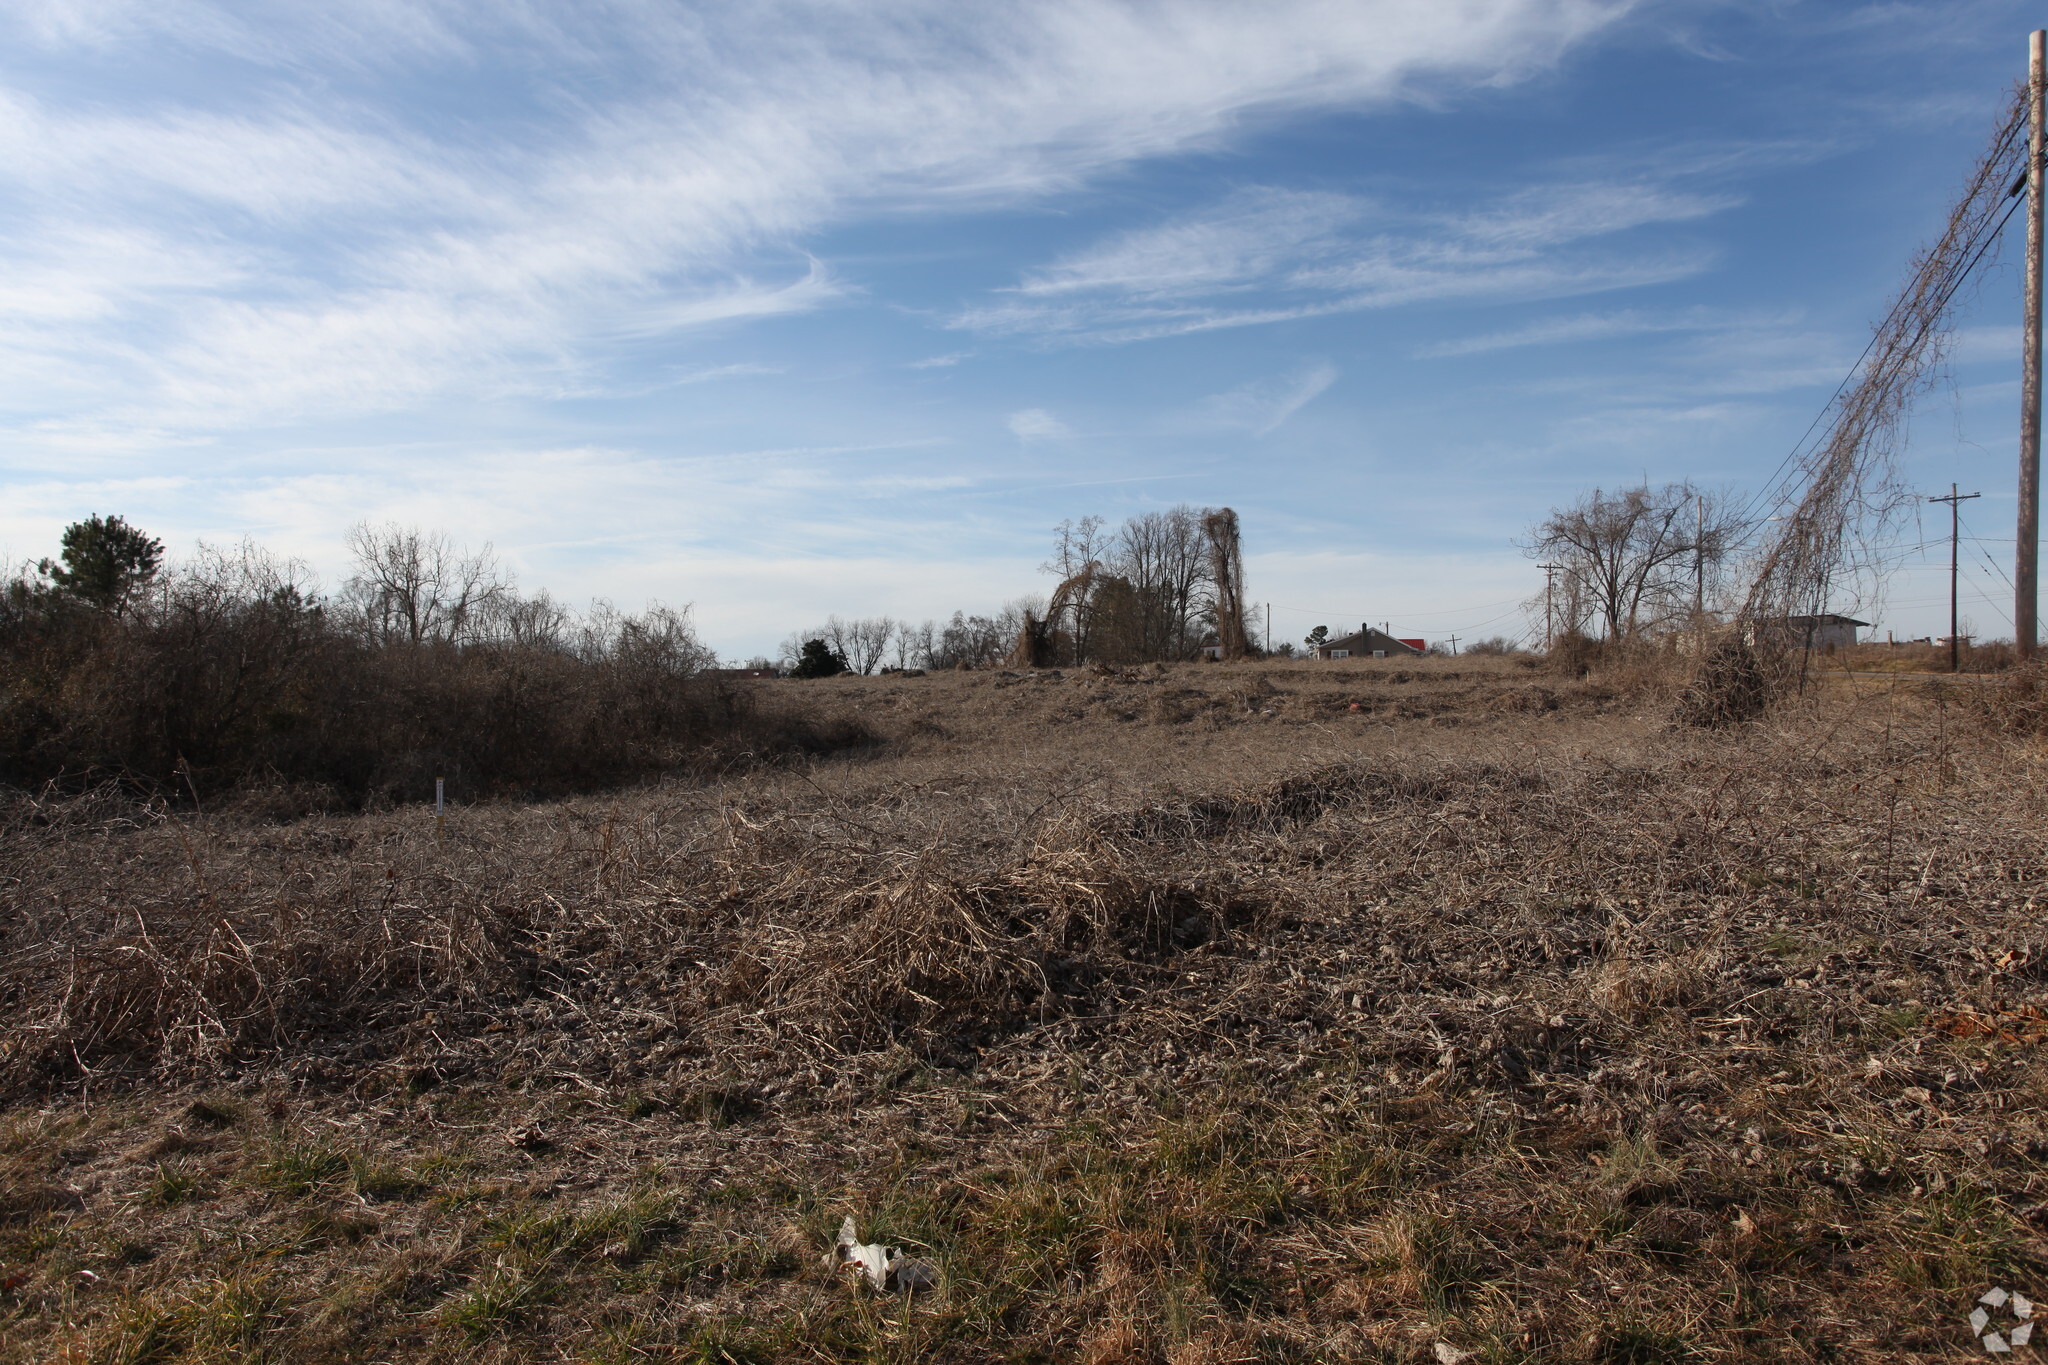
[40, 515, 164, 613]
[789, 638, 849, 678]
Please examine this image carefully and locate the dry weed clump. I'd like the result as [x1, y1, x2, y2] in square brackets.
[1968, 660, 2048, 737]
[5, 674, 2048, 1362]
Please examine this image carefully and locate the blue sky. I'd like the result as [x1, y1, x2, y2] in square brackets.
[0, 0, 2039, 656]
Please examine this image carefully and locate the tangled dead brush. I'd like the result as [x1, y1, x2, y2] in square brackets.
[0, 777, 1300, 1096]
[1969, 660, 2048, 737]
[1673, 637, 1779, 727]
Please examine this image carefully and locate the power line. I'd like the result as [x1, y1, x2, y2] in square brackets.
[1733, 135, 2030, 536]
[1959, 508, 2018, 591]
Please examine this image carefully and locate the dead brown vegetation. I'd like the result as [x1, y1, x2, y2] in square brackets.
[0, 563, 871, 808]
[4, 662, 2048, 1362]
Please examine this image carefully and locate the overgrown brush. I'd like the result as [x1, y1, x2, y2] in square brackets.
[1969, 659, 2048, 736]
[0, 543, 869, 807]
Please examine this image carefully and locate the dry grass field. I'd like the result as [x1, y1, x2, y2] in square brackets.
[5, 657, 2048, 1363]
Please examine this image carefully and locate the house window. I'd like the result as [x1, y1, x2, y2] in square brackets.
[1373, 650, 1386, 659]
[1328, 649, 1349, 659]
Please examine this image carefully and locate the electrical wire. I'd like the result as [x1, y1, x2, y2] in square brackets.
[1958, 509, 2018, 592]
[1731, 120, 2030, 535]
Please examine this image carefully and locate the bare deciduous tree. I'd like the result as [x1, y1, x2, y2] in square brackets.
[1043, 516, 1111, 581]
[1525, 483, 1740, 644]
[1113, 507, 1209, 659]
[1203, 507, 1249, 659]
[927, 603, 1032, 669]
[483, 589, 573, 651]
[895, 619, 936, 670]
[344, 523, 510, 647]
[799, 615, 898, 675]
[1030, 505, 1250, 663]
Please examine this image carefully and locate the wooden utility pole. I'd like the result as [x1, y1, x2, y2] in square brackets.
[1933, 483, 1982, 673]
[1692, 493, 1706, 623]
[1446, 634, 1461, 655]
[2021, 29, 2045, 658]
[1538, 563, 1561, 650]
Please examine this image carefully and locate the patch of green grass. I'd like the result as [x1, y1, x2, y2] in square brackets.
[441, 1265, 556, 1339]
[478, 1205, 577, 1258]
[1598, 1323, 1703, 1364]
[427, 1179, 497, 1215]
[1374, 1208, 1481, 1319]
[249, 1134, 350, 1198]
[183, 1273, 284, 1355]
[348, 1152, 425, 1202]
[0, 1110, 89, 1158]
[678, 1320, 781, 1365]
[654, 1229, 799, 1287]
[86, 1274, 282, 1365]
[144, 1161, 203, 1207]
[1310, 1131, 1408, 1216]
[412, 1149, 481, 1183]
[1880, 1184, 2029, 1292]
[1874, 1004, 1926, 1038]
[92, 1296, 184, 1365]
[571, 1191, 682, 1260]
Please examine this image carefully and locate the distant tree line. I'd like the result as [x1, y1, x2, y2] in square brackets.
[2, 518, 864, 805]
[778, 603, 1042, 676]
[778, 503, 1251, 675]
[1036, 505, 1240, 665]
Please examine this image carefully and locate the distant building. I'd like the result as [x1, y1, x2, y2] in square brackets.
[1315, 624, 1425, 660]
[1775, 614, 1870, 652]
[1735, 614, 1868, 653]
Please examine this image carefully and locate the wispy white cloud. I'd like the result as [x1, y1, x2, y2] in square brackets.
[956, 173, 1733, 345]
[1417, 305, 1793, 357]
[0, 0, 1641, 436]
[906, 351, 974, 369]
[1007, 408, 1072, 440]
[1438, 181, 1735, 253]
[1198, 361, 1338, 435]
[1018, 189, 1364, 299]
[674, 362, 785, 383]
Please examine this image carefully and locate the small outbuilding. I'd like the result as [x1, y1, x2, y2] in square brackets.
[1756, 614, 1869, 652]
[1316, 624, 1425, 660]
